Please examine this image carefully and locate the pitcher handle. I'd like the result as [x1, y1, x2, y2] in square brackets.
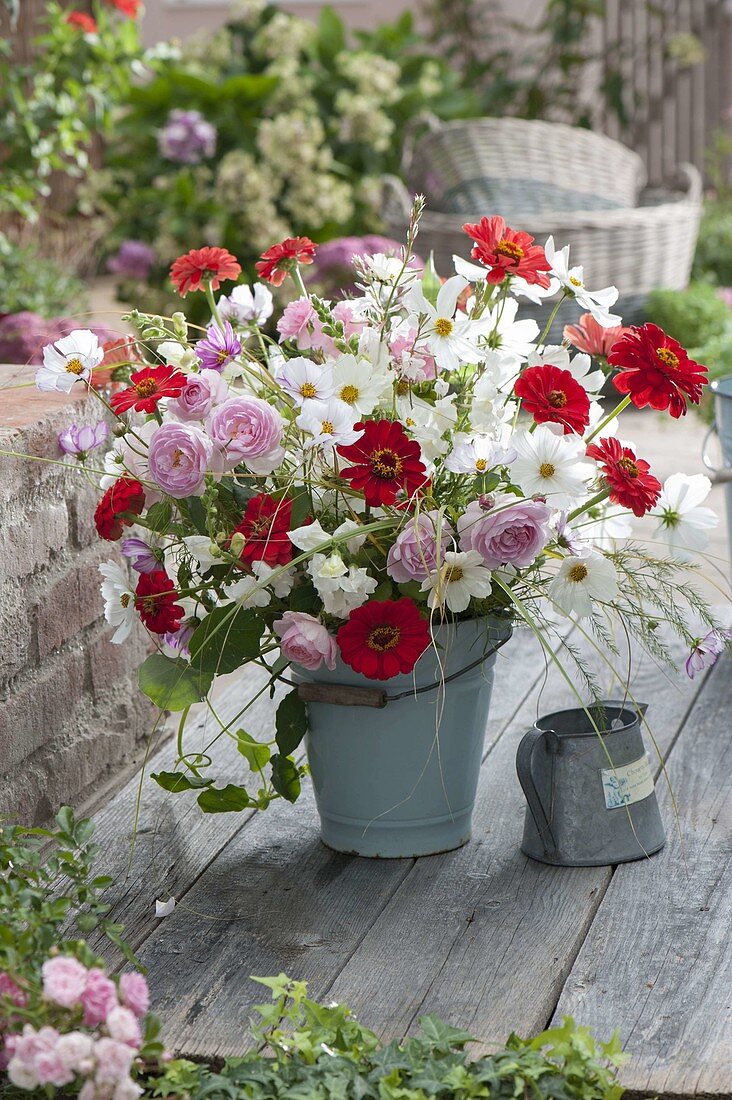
[701, 420, 719, 475]
[516, 728, 559, 861]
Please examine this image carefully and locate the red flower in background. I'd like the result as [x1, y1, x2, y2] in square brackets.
[514, 364, 591, 435]
[337, 420, 428, 507]
[170, 247, 241, 296]
[66, 11, 97, 31]
[337, 598, 430, 681]
[110, 364, 187, 414]
[462, 216, 551, 287]
[105, 0, 140, 16]
[563, 313, 630, 358]
[94, 477, 145, 541]
[586, 436, 662, 517]
[608, 323, 708, 418]
[255, 237, 317, 287]
[135, 570, 185, 635]
[231, 493, 295, 566]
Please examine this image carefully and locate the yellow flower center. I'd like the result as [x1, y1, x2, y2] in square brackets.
[547, 389, 568, 408]
[568, 563, 589, 583]
[172, 447, 184, 468]
[65, 357, 85, 375]
[434, 317, 454, 337]
[120, 593, 130, 608]
[367, 624, 400, 652]
[405, 417, 415, 427]
[618, 456, 638, 478]
[339, 384, 360, 404]
[321, 420, 334, 434]
[135, 378, 158, 397]
[396, 379, 410, 396]
[371, 447, 402, 479]
[445, 565, 464, 583]
[569, 275, 583, 288]
[475, 458, 488, 472]
[300, 382, 317, 399]
[539, 462, 555, 478]
[656, 347, 679, 370]
[496, 238, 524, 261]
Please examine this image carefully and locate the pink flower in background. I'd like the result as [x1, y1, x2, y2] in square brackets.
[207, 396, 284, 474]
[108, 240, 157, 281]
[148, 422, 213, 498]
[277, 297, 333, 353]
[80, 969, 117, 1028]
[458, 498, 552, 569]
[158, 109, 216, 164]
[386, 511, 453, 583]
[42, 957, 87, 1009]
[92, 1037, 135, 1083]
[118, 973, 149, 1019]
[58, 421, 109, 459]
[274, 612, 337, 671]
[685, 629, 731, 679]
[169, 369, 228, 421]
[563, 312, 630, 358]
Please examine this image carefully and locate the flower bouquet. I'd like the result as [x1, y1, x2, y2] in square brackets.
[30, 199, 727, 856]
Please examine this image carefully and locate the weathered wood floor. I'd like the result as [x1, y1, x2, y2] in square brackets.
[87, 627, 732, 1099]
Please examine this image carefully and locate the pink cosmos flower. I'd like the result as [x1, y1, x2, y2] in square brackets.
[277, 297, 334, 354]
[685, 628, 731, 679]
[148, 422, 213, 498]
[80, 968, 118, 1028]
[41, 956, 87, 1008]
[168, 369, 228, 422]
[207, 396, 284, 475]
[386, 511, 453, 583]
[273, 612, 337, 672]
[119, 972, 150, 1018]
[458, 498, 552, 569]
[58, 421, 109, 459]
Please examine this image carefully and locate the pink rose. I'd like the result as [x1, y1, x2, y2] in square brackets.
[207, 396, 284, 475]
[148, 422, 213, 498]
[93, 1038, 134, 1084]
[35, 1046, 74, 1088]
[169, 369, 228, 422]
[80, 968, 118, 1028]
[119, 972, 149, 1019]
[41, 956, 87, 1008]
[0, 971, 28, 1009]
[277, 297, 334, 354]
[55, 1032, 95, 1074]
[273, 612, 337, 671]
[458, 498, 551, 569]
[386, 511, 453, 583]
[106, 1006, 142, 1048]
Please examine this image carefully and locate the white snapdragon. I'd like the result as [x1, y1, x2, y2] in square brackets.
[308, 553, 377, 618]
[218, 282, 273, 326]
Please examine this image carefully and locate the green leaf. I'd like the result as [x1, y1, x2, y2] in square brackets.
[419, 1014, 474, 1048]
[152, 771, 213, 793]
[236, 731, 271, 771]
[270, 754, 301, 803]
[145, 499, 173, 533]
[317, 5, 346, 61]
[188, 605, 264, 678]
[421, 251, 441, 306]
[197, 784, 251, 813]
[275, 690, 308, 756]
[138, 653, 212, 711]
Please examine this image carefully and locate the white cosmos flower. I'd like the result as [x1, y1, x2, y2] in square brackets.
[444, 433, 515, 474]
[544, 237, 621, 327]
[510, 426, 591, 507]
[276, 356, 335, 406]
[99, 561, 136, 644]
[330, 354, 391, 415]
[36, 329, 104, 393]
[481, 297, 539, 363]
[407, 275, 489, 371]
[397, 393, 458, 465]
[587, 399, 619, 440]
[157, 340, 199, 371]
[527, 345, 604, 396]
[651, 473, 717, 561]
[218, 282, 273, 326]
[548, 551, 618, 618]
[296, 397, 361, 452]
[421, 549, 493, 613]
[308, 552, 377, 618]
[453, 255, 559, 308]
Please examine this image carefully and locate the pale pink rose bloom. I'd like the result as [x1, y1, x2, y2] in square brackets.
[41, 956, 87, 1008]
[79, 1080, 98, 1100]
[81, 969, 118, 1028]
[148, 422, 213, 499]
[273, 612, 337, 671]
[93, 1038, 135, 1084]
[387, 511, 453, 583]
[458, 498, 551, 570]
[0, 971, 28, 1008]
[55, 1032, 95, 1074]
[106, 1007, 142, 1048]
[277, 297, 334, 355]
[35, 1046, 75, 1088]
[119, 972, 149, 1019]
[207, 396, 284, 475]
[168, 369, 228, 422]
[7, 1056, 39, 1090]
[114, 1076, 144, 1100]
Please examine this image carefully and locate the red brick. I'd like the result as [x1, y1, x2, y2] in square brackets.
[0, 501, 69, 580]
[35, 553, 106, 657]
[0, 645, 88, 771]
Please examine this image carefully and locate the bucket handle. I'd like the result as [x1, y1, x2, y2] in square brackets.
[701, 420, 732, 484]
[516, 727, 559, 862]
[295, 632, 511, 709]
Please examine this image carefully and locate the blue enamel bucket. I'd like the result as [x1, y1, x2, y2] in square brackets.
[702, 376, 732, 575]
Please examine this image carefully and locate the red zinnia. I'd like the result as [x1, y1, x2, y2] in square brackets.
[170, 247, 241, 297]
[66, 10, 97, 31]
[255, 237, 317, 287]
[336, 420, 428, 507]
[231, 493, 295, 567]
[110, 364, 187, 415]
[586, 437, 662, 517]
[105, 0, 140, 17]
[135, 570, 185, 635]
[336, 598, 431, 681]
[94, 477, 145, 541]
[514, 364, 591, 435]
[608, 323, 708, 418]
[462, 216, 552, 288]
[563, 313, 630, 359]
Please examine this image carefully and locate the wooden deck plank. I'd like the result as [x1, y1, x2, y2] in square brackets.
[321, 630, 701, 1050]
[553, 655, 732, 1099]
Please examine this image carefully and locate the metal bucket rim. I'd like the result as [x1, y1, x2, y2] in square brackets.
[711, 375, 732, 399]
[533, 702, 641, 739]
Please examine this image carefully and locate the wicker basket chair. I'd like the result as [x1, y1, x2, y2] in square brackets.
[383, 116, 702, 334]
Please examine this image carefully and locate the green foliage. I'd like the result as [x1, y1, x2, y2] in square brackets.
[155, 975, 627, 1100]
[0, 234, 87, 317]
[645, 281, 731, 349]
[275, 689, 308, 755]
[693, 201, 732, 287]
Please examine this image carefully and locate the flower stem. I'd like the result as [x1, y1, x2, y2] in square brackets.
[537, 291, 568, 345]
[566, 486, 611, 523]
[292, 265, 309, 300]
[585, 394, 631, 443]
[204, 280, 223, 328]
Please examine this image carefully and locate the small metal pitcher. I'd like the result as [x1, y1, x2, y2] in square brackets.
[516, 700, 666, 867]
[702, 376, 732, 580]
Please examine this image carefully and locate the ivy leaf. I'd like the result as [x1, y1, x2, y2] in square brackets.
[236, 731, 271, 771]
[152, 771, 213, 793]
[197, 784, 251, 813]
[275, 690, 308, 756]
[138, 653, 212, 711]
[145, 499, 173, 533]
[188, 606, 264, 678]
[419, 1014, 474, 1049]
[270, 754, 301, 803]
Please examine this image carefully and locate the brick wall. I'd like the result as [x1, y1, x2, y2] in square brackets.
[0, 366, 156, 823]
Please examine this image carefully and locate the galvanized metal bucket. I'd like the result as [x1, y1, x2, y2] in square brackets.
[516, 700, 666, 867]
[295, 617, 511, 858]
[702, 376, 732, 572]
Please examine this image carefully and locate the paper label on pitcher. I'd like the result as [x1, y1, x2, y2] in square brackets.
[601, 754, 654, 810]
